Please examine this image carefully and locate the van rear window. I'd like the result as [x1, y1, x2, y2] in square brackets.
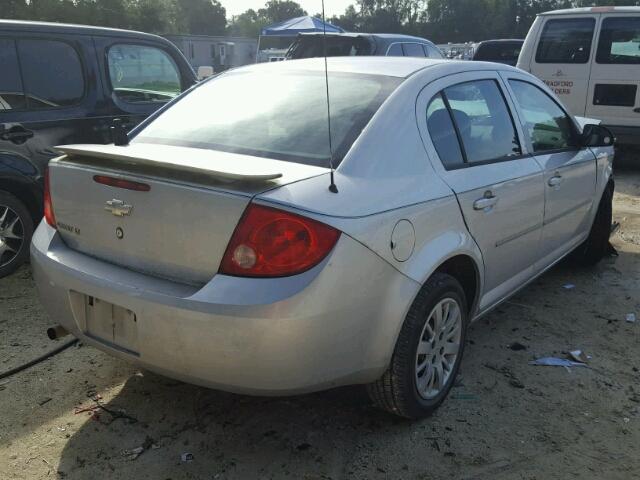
[535, 18, 595, 64]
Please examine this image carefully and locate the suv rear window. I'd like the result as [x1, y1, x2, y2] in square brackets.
[535, 18, 595, 64]
[596, 17, 640, 64]
[134, 70, 401, 167]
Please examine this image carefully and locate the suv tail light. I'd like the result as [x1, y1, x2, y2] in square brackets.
[44, 168, 56, 228]
[219, 203, 340, 277]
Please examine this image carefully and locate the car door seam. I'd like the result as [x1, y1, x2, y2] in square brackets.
[542, 198, 593, 226]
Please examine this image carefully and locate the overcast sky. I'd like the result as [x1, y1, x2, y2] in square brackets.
[224, 0, 354, 18]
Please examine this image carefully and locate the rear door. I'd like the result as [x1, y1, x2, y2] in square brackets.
[504, 74, 597, 266]
[417, 71, 545, 311]
[0, 31, 108, 181]
[93, 36, 195, 134]
[526, 14, 598, 117]
[586, 14, 640, 130]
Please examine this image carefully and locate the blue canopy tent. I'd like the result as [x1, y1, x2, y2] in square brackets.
[257, 16, 345, 62]
[260, 16, 344, 37]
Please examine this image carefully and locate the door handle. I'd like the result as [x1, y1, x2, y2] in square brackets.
[548, 175, 563, 187]
[0, 124, 34, 144]
[473, 192, 498, 211]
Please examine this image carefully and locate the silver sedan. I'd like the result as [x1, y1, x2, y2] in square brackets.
[32, 57, 614, 418]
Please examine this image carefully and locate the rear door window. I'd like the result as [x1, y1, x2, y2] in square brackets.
[107, 44, 182, 104]
[535, 18, 595, 64]
[596, 17, 640, 64]
[386, 43, 403, 56]
[426, 45, 443, 58]
[402, 43, 426, 57]
[17, 39, 84, 109]
[0, 39, 26, 110]
[441, 80, 521, 165]
[508, 80, 577, 153]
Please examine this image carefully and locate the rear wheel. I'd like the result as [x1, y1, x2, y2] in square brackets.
[367, 273, 468, 418]
[573, 184, 613, 266]
[0, 191, 33, 278]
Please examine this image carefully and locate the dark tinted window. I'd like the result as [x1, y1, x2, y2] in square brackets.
[135, 71, 401, 167]
[597, 17, 640, 64]
[593, 84, 637, 107]
[0, 39, 26, 110]
[108, 44, 182, 104]
[426, 45, 443, 59]
[17, 39, 84, 109]
[473, 41, 523, 66]
[286, 36, 373, 59]
[536, 18, 595, 64]
[402, 43, 425, 57]
[426, 93, 464, 169]
[509, 80, 576, 153]
[386, 43, 403, 56]
[444, 80, 521, 164]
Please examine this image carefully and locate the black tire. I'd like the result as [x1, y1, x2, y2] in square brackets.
[573, 184, 613, 266]
[367, 273, 468, 419]
[0, 191, 34, 278]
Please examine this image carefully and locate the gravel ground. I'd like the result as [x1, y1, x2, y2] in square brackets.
[1, 169, 639, 480]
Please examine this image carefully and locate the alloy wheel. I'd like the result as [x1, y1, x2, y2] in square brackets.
[415, 297, 463, 400]
[0, 205, 24, 268]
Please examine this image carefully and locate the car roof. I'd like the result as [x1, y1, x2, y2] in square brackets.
[297, 32, 435, 44]
[477, 39, 524, 44]
[540, 6, 640, 16]
[232, 56, 518, 79]
[0, 19, 168, 42]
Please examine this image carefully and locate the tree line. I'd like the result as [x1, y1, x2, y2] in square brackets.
[2, 0, 636, 43]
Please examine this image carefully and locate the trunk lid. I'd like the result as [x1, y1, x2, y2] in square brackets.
[49, 144, 327, 285]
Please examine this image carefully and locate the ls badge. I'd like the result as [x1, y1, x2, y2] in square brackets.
[105, 199, 133, 217]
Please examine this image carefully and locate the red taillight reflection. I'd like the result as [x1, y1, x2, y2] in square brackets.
[93, 175, 150, 192]
[219, 203, 341, 277]
[44, 168, 56, 228]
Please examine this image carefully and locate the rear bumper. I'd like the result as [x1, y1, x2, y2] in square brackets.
[31, 222, 419, 395]
[606, 125, 640, 147]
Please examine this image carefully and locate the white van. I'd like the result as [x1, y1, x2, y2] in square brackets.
[518, 7, 640, 146]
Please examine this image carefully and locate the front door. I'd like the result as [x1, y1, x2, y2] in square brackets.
[418, 73, 545, 311]
[504, 76, 597, 267]
[92, 37, 194, 136]
[586, 14, 640, 132]
[528, 14, 597, 117]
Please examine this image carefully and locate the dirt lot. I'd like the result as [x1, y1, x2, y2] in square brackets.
[1, 169, 639, 480]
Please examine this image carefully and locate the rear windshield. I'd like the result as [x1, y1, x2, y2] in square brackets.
[473, 42, 523, 65]
[286, 36, 373, 60]
[134, 70, 401, 167]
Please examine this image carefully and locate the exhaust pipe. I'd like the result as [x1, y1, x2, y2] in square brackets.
[47, 325, 69, 340]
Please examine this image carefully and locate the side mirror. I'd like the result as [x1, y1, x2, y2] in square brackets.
[581, 124, 615, 147]
[197, 66, 214, 81]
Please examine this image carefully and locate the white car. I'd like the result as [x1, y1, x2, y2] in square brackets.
[518, 6, 640, 148]
[32, 58, 614, 418]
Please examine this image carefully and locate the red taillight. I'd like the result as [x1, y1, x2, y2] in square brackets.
[44, 168, 56, 228]
[93, 175, 150, 192]
[219, 204, 341, 277]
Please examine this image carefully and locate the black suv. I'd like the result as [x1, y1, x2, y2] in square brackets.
[0, 20, 196, 277]
[285, 33, 443, 60]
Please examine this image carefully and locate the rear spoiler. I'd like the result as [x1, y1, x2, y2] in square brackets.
[55, 144, 285, 182]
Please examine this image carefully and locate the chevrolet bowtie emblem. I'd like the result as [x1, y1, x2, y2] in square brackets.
[105, 199, 133, 217]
